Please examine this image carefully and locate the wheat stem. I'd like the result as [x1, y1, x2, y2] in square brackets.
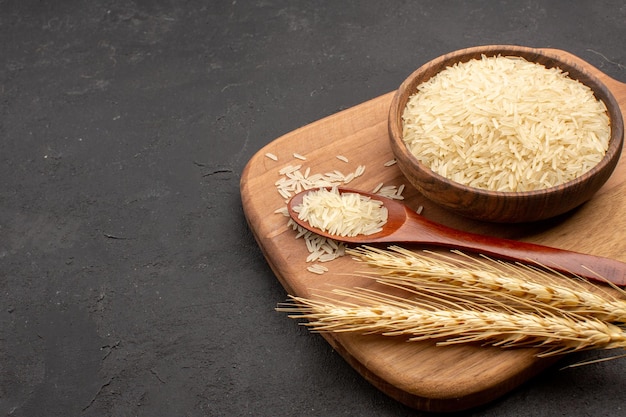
[278, 290, 626, 357]
[347, 246, 626, 323]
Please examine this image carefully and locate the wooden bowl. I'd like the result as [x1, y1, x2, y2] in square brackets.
[388, 45, 624, 223]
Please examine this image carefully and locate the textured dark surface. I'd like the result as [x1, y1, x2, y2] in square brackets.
[1, 1, 626, 416]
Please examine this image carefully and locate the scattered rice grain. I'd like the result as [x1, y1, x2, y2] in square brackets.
[265, 152, 278, 161]
[307, 264, 329, 274]
[372, 182, 384, 194]
[343, 172, 355, 184]
[279, 164, 302, 175]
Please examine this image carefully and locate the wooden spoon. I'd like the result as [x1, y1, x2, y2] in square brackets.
[287, 187, 626, 287]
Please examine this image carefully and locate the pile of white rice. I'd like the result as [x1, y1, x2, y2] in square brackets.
[292, 187, 388, 237]
[267, 153, 406, 274]
[402, 55, 611, 192]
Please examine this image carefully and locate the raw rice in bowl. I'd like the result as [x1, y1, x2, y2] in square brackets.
[388, 45, 624, 223]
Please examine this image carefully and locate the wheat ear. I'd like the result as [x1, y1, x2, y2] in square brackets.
[278, 288, 626, 357]
[347, 246, 626, 323]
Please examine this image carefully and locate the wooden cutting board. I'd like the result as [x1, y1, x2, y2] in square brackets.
[239, 48, 626, 412]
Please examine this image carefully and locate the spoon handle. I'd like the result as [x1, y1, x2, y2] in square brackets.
[406, 213, 626, 286]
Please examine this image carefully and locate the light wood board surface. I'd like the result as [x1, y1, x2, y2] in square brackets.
[239, 48, 626, 412]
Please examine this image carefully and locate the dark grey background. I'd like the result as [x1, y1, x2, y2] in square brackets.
[1, 1, 625, 416]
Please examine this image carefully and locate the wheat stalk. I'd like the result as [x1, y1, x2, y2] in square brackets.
[278, 288, 626, 357]
[347, 246, 626, 323]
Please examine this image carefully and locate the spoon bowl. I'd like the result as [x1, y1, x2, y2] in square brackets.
[288, 187, 626, 286]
